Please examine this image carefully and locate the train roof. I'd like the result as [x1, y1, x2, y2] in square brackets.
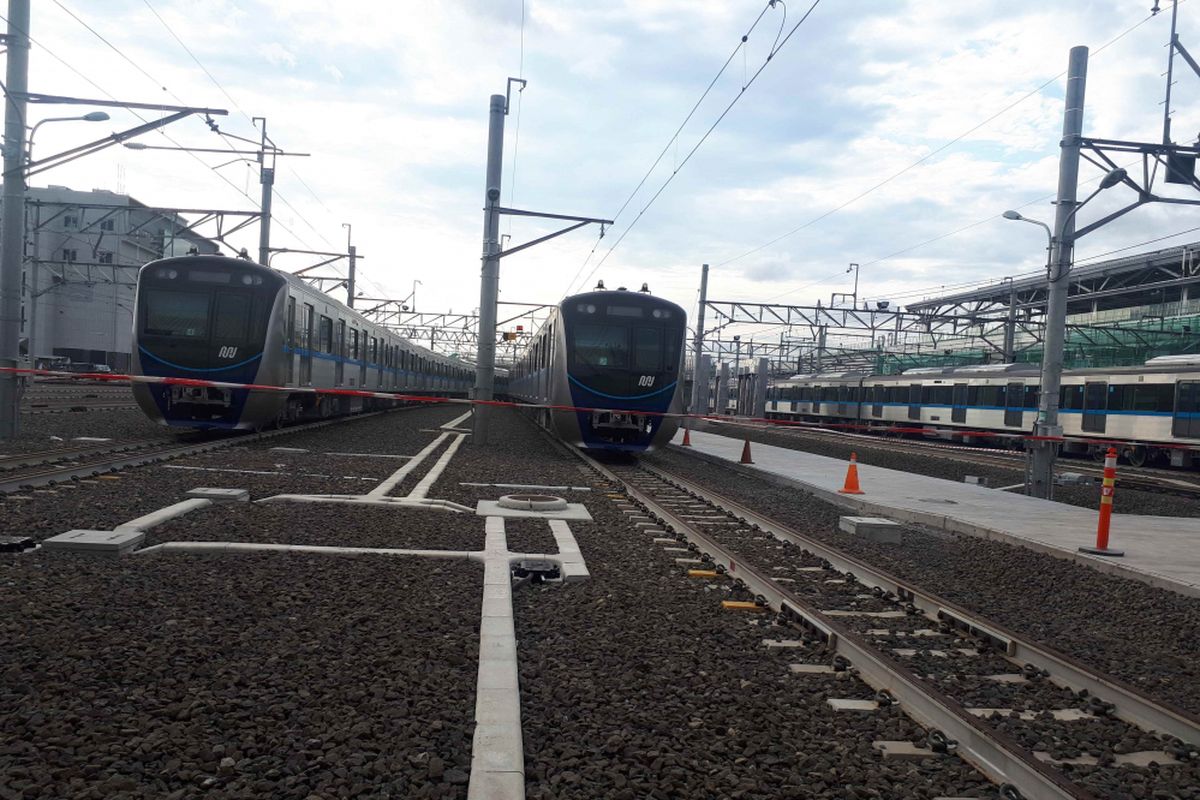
[563, 288, 686, 315]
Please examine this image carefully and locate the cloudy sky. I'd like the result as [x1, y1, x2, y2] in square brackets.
[21, 0, 1200, 344]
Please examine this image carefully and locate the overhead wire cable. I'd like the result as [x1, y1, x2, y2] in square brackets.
[1, 7, 318, 249]
[506, 0, 526, 238]
[560, 0, 781, 296]
[571, 0, 822, 297]
[718, 5, 1161, 272]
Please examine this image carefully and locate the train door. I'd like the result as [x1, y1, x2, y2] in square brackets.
[299, 303, 313, 385]
[1173, 381, 1200, 438]
[872, 384, 883, 418]
[951, 383, 967, 423]
[335, 320, 345, 386]
[1082, 381, 1108, 433]
[285, 296, 296, 383]
[1004, 382, 1024, 427]
[907, 383, 921, 420]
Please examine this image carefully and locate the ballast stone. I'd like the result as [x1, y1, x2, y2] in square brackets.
[838, 516, 903, 544]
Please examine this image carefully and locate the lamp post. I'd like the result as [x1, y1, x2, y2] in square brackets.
[28, 111, 110, 163]
[1003, 165, 1127, 498]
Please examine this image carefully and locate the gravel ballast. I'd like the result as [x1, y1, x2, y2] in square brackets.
[457, 409, 993, 798]
[646, 445, 1200, 718]
[1, 552, 480, 798]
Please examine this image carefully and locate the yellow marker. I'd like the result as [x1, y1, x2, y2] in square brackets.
[721, 600, 766, 611]
[688, 569, 719, 578]
[97, 475, 121, 481]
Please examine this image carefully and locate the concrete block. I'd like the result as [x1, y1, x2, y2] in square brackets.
[42, 528, 144, 556]
[475, 500, 592, 521]
[874, 741, 938, 759]
[838, 516, 903, 544]
[963, 475, 990, 487]
[827, 698, 879, 711]
[186, 487, 250, 503]
[0, 535, 35, 553]
[789, 663, 835, 675]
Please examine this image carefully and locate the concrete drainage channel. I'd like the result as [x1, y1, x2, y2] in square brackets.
[564, 448, 1200, 800]
[30, 407, 593, 800]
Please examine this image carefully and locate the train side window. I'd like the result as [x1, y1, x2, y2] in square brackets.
[301, 304, 314, 350]
[286, 296, 296, 346]
[1061, 385, 1084, 409]
[633, 327, 662, 371]
[336, 320, 346, 357]
[1024, 385, 1039, 409]
[1134, 384, 1173, 412]
[317, 316, 333, 353]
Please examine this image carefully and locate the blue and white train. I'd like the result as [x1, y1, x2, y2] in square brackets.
[764, 357, 1200, 466]
[508, 286, 687, 453]
[131, 254, 472, 430]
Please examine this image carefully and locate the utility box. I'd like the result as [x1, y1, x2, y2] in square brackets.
[838, 516, 903, 544]
[963, 475, 991, 487]
[42, 529, 144, 557]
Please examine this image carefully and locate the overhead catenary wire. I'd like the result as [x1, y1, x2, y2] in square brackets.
[717, 5, 1163, 273]
[560, 0, 785, 297]
[49, 0, 362, 285]
[569, 0, 823, 298]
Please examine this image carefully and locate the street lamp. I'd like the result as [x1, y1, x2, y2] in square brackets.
[1002, 165, 1127, 498]
[27, 111, 110, 163]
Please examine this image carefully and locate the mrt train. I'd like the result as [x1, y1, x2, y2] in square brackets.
[764, 357, 1200, 467]
[132, 254, 472, 430]
[508, 286, 687, 453]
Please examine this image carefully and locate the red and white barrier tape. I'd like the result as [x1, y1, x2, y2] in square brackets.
[4, 365, 1190, 450]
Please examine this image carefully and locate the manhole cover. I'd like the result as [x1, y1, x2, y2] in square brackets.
[497, 494, 568, 511]
[916, 498, 958, 505]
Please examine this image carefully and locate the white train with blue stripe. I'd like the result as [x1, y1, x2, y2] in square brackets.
[131, 254, 473, 430]
[508, 286, 687, 453]
[765, 357, 1200, 467]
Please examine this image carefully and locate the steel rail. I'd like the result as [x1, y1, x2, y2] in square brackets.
[0, 410, 398, 494]
[569, 451, 1088, 800]
[642, 462, 1200, 746]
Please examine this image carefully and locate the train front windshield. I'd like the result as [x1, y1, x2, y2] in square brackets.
[564, 295, 685, 401]
[136, 260, 283, 374]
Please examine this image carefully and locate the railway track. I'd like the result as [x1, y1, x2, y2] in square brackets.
[569, 448, 1199, 799]
[22, 399, 139, 414]
[708, 418, 1200, 498]
[0, 411, 392, 494]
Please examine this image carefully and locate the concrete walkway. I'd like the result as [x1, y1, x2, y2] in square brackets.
[672, 429, 1200, 598]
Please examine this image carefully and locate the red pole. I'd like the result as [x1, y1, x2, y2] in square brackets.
[1079, 446, 1124, 557]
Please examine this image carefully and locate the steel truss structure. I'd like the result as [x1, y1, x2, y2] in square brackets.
[353, 301, 554, 363]
[702, 299, 1198, 375]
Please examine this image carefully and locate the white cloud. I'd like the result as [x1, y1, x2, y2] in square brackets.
[21, 0, 1200, 338]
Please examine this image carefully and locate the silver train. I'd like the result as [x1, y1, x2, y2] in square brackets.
[508, 287, 687, 453]
[764, 356, 1200, 467]
[132, 254, 472, 430]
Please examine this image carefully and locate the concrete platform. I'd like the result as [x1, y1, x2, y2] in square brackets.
[672, 429, 1200, 597]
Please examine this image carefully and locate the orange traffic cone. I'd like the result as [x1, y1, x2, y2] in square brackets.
[838, 452, 865, 495]
[681, 425, 692, 447]
[740, 438, 754, 464]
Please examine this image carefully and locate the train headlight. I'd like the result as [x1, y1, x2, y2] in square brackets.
[578, 303, 596, 314]
[167, 269, 178, 279]
[242, 275, 254, 285]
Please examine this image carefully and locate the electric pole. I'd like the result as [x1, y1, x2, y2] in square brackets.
[0, 0, 30, 440]
[472, 94, 506, 445]
[255, 116, 274, 266]
[1028, 45, 1088, 499]
[690, 263, 709, 414]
